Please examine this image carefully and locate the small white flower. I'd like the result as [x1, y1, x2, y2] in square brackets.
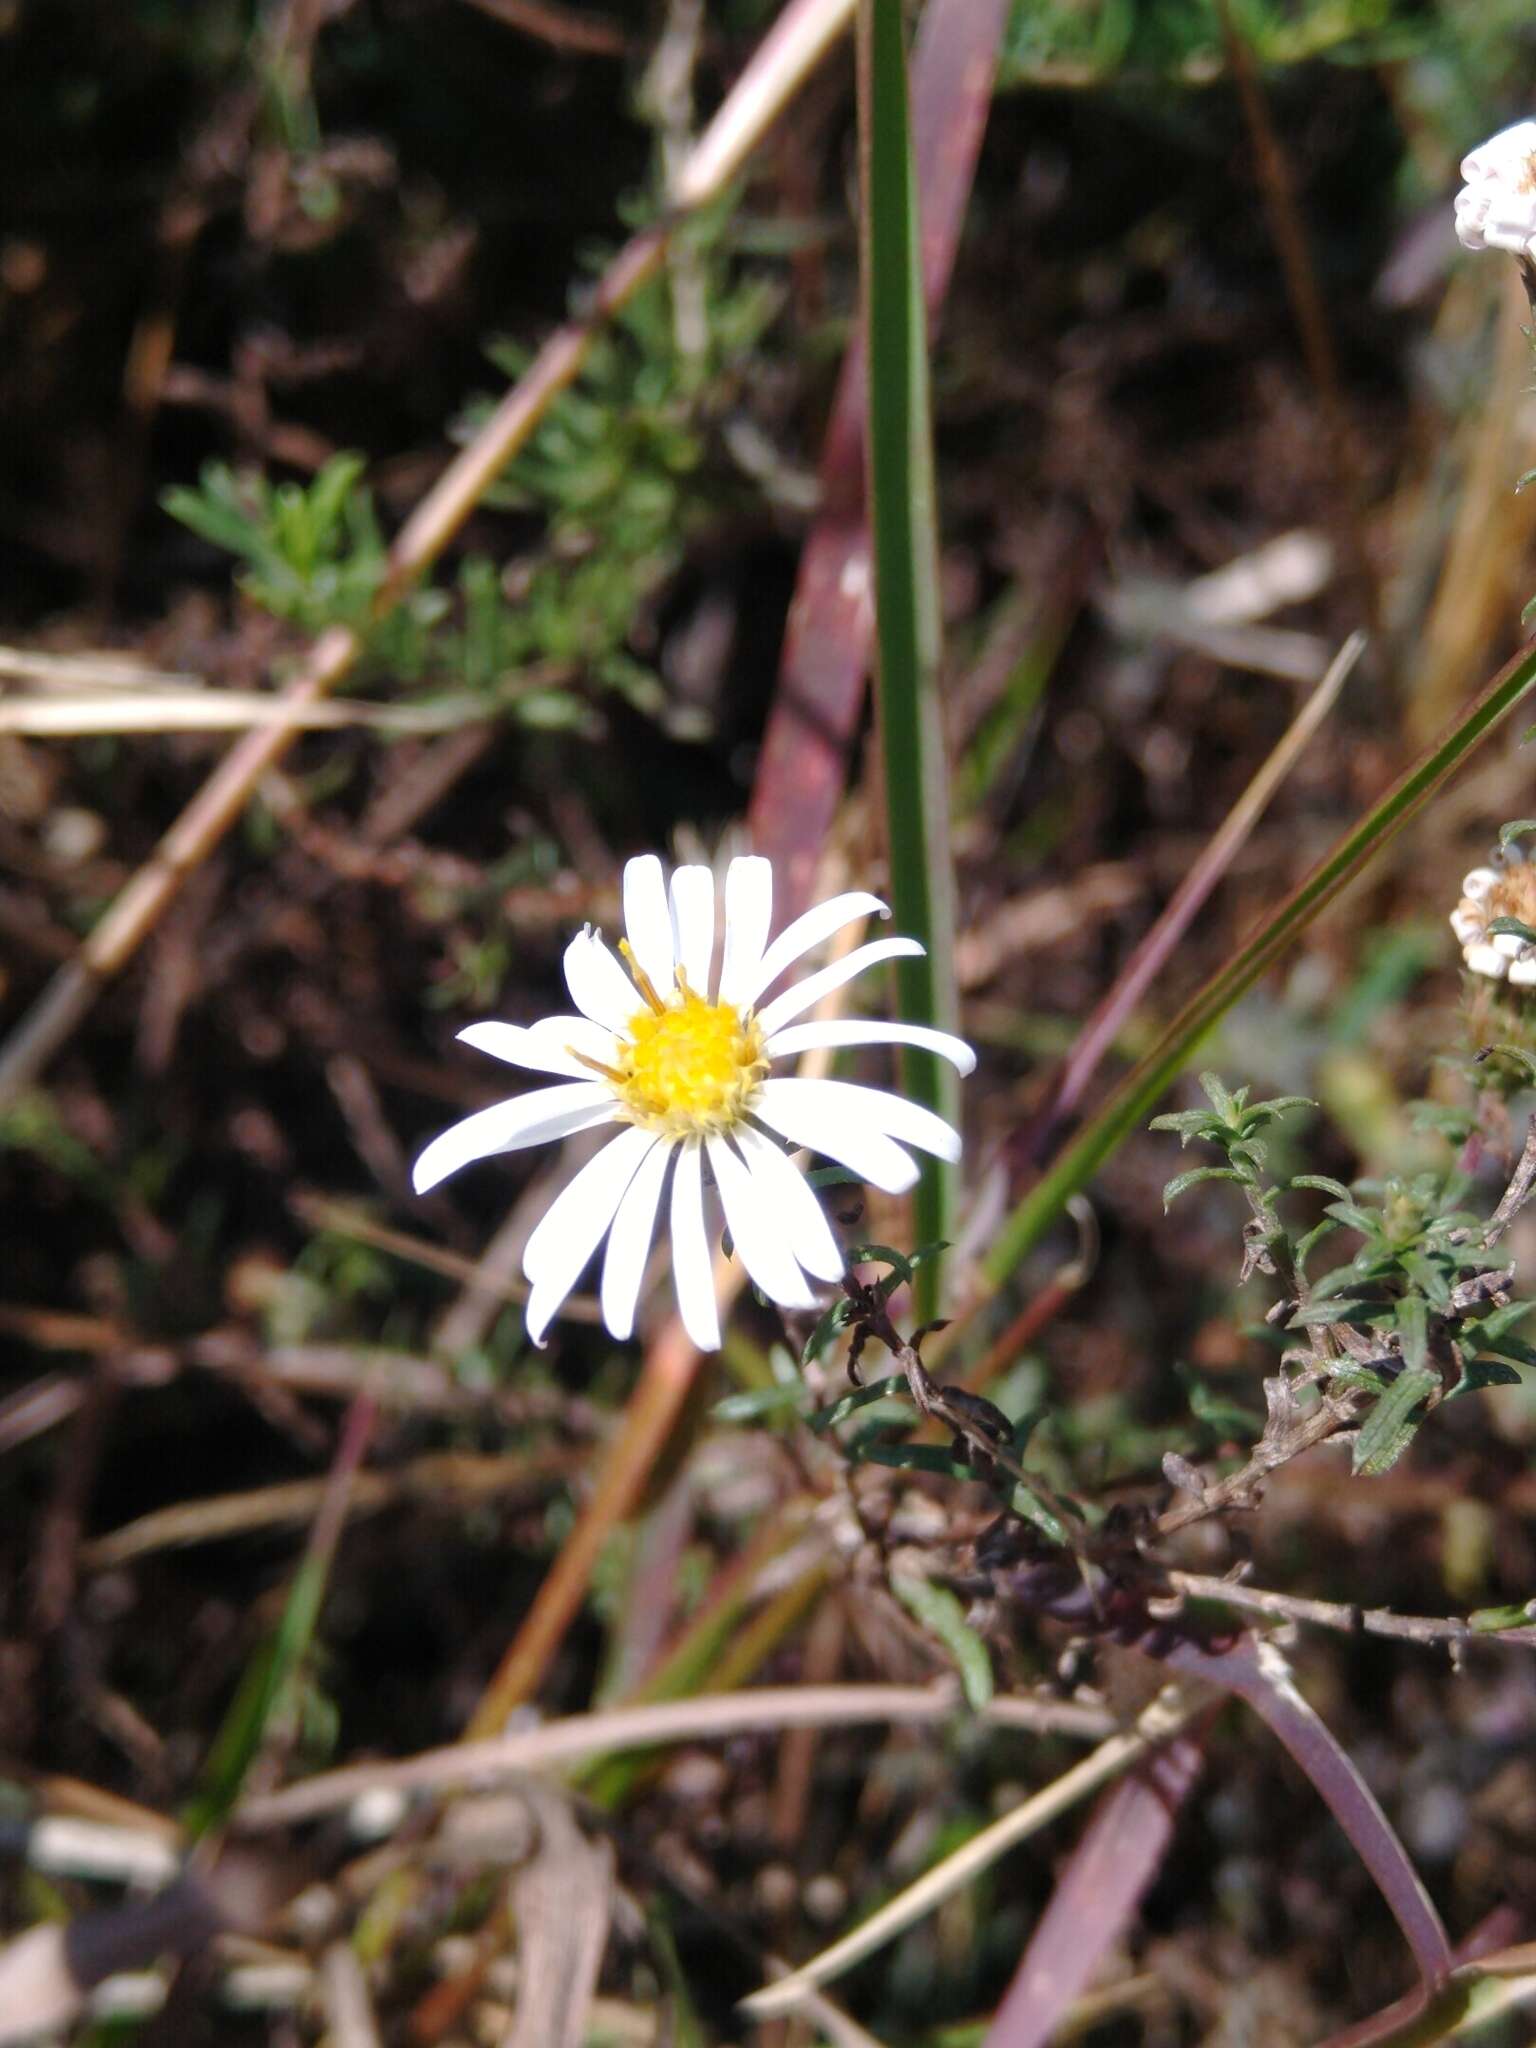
[412, 854, 975, 1351]
[1455, 120, 1536, 261]
[1449, 845, 1536, 986]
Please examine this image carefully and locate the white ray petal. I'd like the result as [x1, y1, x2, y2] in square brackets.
[623, 854, 675, 995]
[707, 1134, 816, 1310]
[524, 1127, 659, 1345]
[759, 1077, 961, 1164]
[718, 856, 773, 1006]
[670, 1139, 720, 1351]
[764, 1018, 976, 1076]
[412, 1085, 615, 1194]
[741, 891, 888, 1008]
[733, 1126, 845, 1283]
[669, 863, 716, 995]
[458, 1016, 619, 1080]
[1462, 868, 1499, 902]
[564, 929, 643, 1035]
[753, 1088, 920, 1193]
[753, 937, 924, 1038]
[600, 1136, 674, 1340]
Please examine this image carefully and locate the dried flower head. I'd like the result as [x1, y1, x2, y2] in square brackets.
[1455, 120, 1536, 262]
[1450, 846, 1536, 985]
[413, 853, 975, 1351]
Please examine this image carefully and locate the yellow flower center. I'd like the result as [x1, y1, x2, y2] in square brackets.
[572, 941, 767, 1139]
[618, 988, 767, 1136]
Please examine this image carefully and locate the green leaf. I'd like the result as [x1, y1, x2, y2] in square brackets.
[1291, 1174, 1353, 1201]
[845, 1242, 915, 1283]
[1470, 1598, 1536, 1630]
[855, 1442, 975, 1479]
[183, 1551, 328, 1838]
[1162, 1165, 1246, 1207]
[1488, 916, 1536, 946]
[1394, 1296, 1428, 1372]
[1499, 820, 1536, 850]
[1008, 1477, 1070, 1548]
[712, 1384, 807, 1424]
[891, 1571, 994, 1710]
[1457, 1358, 1524, 1393]
[1175, 1362, 1264, 1437]
[858, 0, 959, 1316]
[1197, 1071, 1240, 1122]
[806, 1374, 909, 1435]
[1148, 1107, 1224, 1140]
[1352, 1366, 1438, 1477]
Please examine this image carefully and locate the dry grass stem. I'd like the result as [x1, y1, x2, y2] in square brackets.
[234, 1683, 1116, 1831]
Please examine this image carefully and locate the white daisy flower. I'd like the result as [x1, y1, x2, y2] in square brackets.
[1455, 120, 1536, 261]
[1449, 844, 1536, 985]
[412, 854, 975, 1352]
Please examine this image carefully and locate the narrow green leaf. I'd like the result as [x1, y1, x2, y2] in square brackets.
[985, 636, 1536, 1286]
[1394, 1296, 1428, 1372]
[891, 1572, 994, 1710]
[1470, 1598, 1536, 1630]
[1162, 1164, 1246, 1207]
[712, 1384, 807, 1424]
[806, 1373, 910, 1434]
[1352, 1366, 1438, 1477]
[858, 0, 959, 1316]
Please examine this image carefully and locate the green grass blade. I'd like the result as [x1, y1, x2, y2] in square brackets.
[985, 638, 1536, 1286]
[858, 0, 960, 1311]
[182, 1394, 375, 1838]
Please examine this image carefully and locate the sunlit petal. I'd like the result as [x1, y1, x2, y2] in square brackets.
[669, 863, 716, 995]
[623, 853, 675, 995]
[733, 1125, 845, 1282]
[718, 855, 773, 1006]
[753, 937, 924, 1038]
[524, 1127, 659, 1345]
[765, 1017, 976, 1076]
[412, 1085, 615, 1195]
[670, 1138, 720, 1351]
[458, 1017, 619, 1080]
[707, 1133, 816, 1309]
[741, 891, 888, 1008]
[564, 929, 642, 1035]
[600, 1136, 674, 1340]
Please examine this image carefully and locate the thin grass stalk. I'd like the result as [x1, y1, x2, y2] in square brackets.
[1030, 631, 1362, 1157]
[857, 0, 960, 1310]
[985, 636, 1536, 1287]
[739, 1689, 1196, 2019]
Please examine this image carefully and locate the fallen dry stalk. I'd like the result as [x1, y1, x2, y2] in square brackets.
[233, 1682, 1115, 1831]
[0, 0, 858, 1116]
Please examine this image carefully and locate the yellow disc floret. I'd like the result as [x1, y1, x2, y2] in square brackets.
[616, 983, 767, 1137]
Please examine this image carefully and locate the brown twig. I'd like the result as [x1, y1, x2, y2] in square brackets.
[1164, 1571, 1536, 1653]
